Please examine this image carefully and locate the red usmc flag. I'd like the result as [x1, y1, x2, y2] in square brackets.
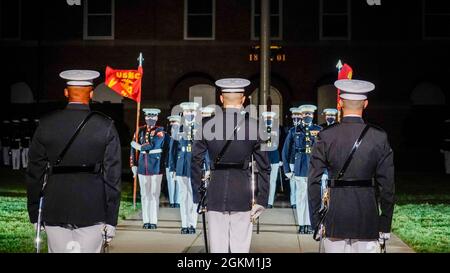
[105, 66, 143, 102]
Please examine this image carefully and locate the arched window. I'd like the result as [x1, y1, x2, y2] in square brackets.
[411, 82, 446, 106]
[249, 86, 283, 124]
[189, 84, 216, 107]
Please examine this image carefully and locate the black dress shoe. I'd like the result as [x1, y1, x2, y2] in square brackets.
[143, 223, 151, 229]
[189, 226, 196, 234]
[169, 203, 174, 208]
[181, 227, 189, 234]
[267, 205, 273, 209]
[174, 203, 180, 208]
[298, 225, 305, 234]
[291, 204, 297, 209]
[305, 225, 313, 234]
[149, 224, 157, 229]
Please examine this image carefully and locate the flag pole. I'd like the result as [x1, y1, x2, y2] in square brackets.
[336, 60, 343, 122]
[133, 53, 144, 209]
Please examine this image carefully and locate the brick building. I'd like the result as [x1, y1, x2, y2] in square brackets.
[1, 0, 449, 171]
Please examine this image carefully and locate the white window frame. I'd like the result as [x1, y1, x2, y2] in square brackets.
[184, 0, 216, 40]
[0, 0, 22, 40]
[422, 0, 450, 40]
[251, 0, 283, 40]
[83, 0, 115, 40]
[319, 0, 351, 40]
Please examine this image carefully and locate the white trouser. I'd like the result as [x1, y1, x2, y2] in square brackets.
[2, 146, 10, 166]
[138, 174, 162, 224]
[177, 176, 198, 228]
[166, 168, 179, 204]
[11, 149, 21, 170]
[22, 147, 29, 169]
[268, 163, 279, 206]
[207, 211, 253, 253]
[289, 164, 296, 205]
[445, 151, 450, 174]
[324, 238, 380, 253]
[45, 224, 105, 253]
[294, 176, 311, 226]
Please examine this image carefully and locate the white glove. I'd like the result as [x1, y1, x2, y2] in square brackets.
[205, 170, 211, 179]
[250, 204, 265, 222]
[131, 166, 138, 178]
[103, 224, 116, 243]
[130, 141, 142, 151]
[285, 172, 293, 179]
[379, 232, 390, 240]
[279, 161, 283, 167]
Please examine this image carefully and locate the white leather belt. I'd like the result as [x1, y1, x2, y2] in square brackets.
[142, 149, 162, 154]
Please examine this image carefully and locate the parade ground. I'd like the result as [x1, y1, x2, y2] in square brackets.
[1, 168, 448, 253]
[109, 207, 414, 253]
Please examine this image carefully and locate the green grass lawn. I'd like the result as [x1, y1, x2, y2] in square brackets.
[0, 170, 449, 253]
[0, 169, 139, 253]
[391, 173, 450, 253]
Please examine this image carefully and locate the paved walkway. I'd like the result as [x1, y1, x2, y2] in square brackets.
[109, 207, 414, 253]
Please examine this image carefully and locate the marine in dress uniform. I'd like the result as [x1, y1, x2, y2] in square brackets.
[261, 111, 281, 208]
[27, 70, 121, 253]
[130, 108, 166, 230]
[308, 79, 395, 253]
[20, 118, 32, 169]
[320, 108, 338, 129]
[165, 115, 181, 208]
[1, 120, 11, 166]
[318, 109, 338, 195]
[11, 119, 22, 170]
[283, 105, 322, 234]
[176, 102, 200, 234]
[199, 107, 215, 179]
[282, 107, 303, 208]
[191, 78, 270, 253]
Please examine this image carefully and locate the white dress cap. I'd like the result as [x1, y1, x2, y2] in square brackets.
[335, 79, 375, 100]
[167, 115, 181, 122]
[261, 111, 277, 118]
[200, 107, 215, 114]
[215, 78, 251, 93]
[60, 70, 100, 86]
[322, 108, 338, 115]
[290, 107, 302, 114]
[298, 104, 317, 113]
[180, 102, 200, 111]
[142, 108, 161, 115]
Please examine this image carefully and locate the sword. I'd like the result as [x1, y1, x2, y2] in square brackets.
[250, 155, 260, 234]
[102, 226, 110, 253]
[278, 166, 284, 193]
[197, 163, 209, 253]
[35, 163, 50, 253]
[314, 188, 329, 253]
[379, 237, 387, 253]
